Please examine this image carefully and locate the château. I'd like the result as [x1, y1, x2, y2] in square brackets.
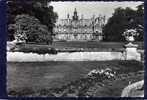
[53, 8, 106, 41]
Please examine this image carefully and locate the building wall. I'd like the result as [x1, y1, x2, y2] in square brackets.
[53, 9, 105, 41]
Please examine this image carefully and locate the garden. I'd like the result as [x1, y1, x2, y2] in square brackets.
[7, 60, 144, 97]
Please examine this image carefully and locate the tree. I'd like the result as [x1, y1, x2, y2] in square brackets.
[103, 7, 126, 41]
[135, 3, 144, 41]
[103, 4, 144, 42]
[9, 14, 52, 44]
[6, 0, 58, 42]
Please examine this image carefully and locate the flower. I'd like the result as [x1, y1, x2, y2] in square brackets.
[123, 29, 138, 37]
[87, 68, 116, 79]
[123, 29, 139, 42]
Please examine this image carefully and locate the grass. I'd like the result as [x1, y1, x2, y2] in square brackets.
[7, 60, 144, 97]
[10, 41, 144, 53]
[51, 41, 144, 49]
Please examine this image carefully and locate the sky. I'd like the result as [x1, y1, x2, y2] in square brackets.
[49, 1, 143, 20]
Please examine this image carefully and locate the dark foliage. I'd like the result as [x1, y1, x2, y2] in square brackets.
[9, 14, 53, 43]
[11, 44, 57, 54]
[103, 3, 144, 42]
[7, 0, 58, 42]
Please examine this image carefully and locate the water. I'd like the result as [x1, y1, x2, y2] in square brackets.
[7, 51, 124, 62]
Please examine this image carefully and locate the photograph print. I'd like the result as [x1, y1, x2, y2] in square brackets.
[6, 0, 144, 97]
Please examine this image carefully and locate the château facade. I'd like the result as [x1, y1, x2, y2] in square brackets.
[53, 8, 106, 41]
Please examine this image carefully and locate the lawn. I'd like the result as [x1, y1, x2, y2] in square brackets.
[7, 60, 144, 97]
[12, 41, 144, 54]
[25, 41, 144, 51]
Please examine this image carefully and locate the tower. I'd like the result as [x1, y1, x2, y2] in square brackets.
[72, 8, 78, 21]
[92, 14, 95, 32]
[67, 13, 70, 19]
[103, 15, 106, 24]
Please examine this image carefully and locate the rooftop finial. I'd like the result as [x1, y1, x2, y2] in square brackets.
[74, 8, 77, 12]
[73, 8, 78, 20]
[67, 13, 70, 19]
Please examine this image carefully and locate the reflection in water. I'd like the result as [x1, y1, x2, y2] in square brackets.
[7, 52, 124, 62]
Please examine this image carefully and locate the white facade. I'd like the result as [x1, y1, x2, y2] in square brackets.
[53, 8, 105, 41]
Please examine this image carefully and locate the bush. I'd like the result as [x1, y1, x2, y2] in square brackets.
[12, 44, 57, 54]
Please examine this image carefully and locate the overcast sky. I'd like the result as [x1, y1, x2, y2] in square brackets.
[49, 1, 143, 20]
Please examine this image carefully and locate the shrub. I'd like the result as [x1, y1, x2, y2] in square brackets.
[11, 44, 57, 54]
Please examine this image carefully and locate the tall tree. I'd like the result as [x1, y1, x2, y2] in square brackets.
[9, 14, 52, 44]
[103, 4, 144, 42]
[6, 0, 58, 42]
[135, 3, 144, 41]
